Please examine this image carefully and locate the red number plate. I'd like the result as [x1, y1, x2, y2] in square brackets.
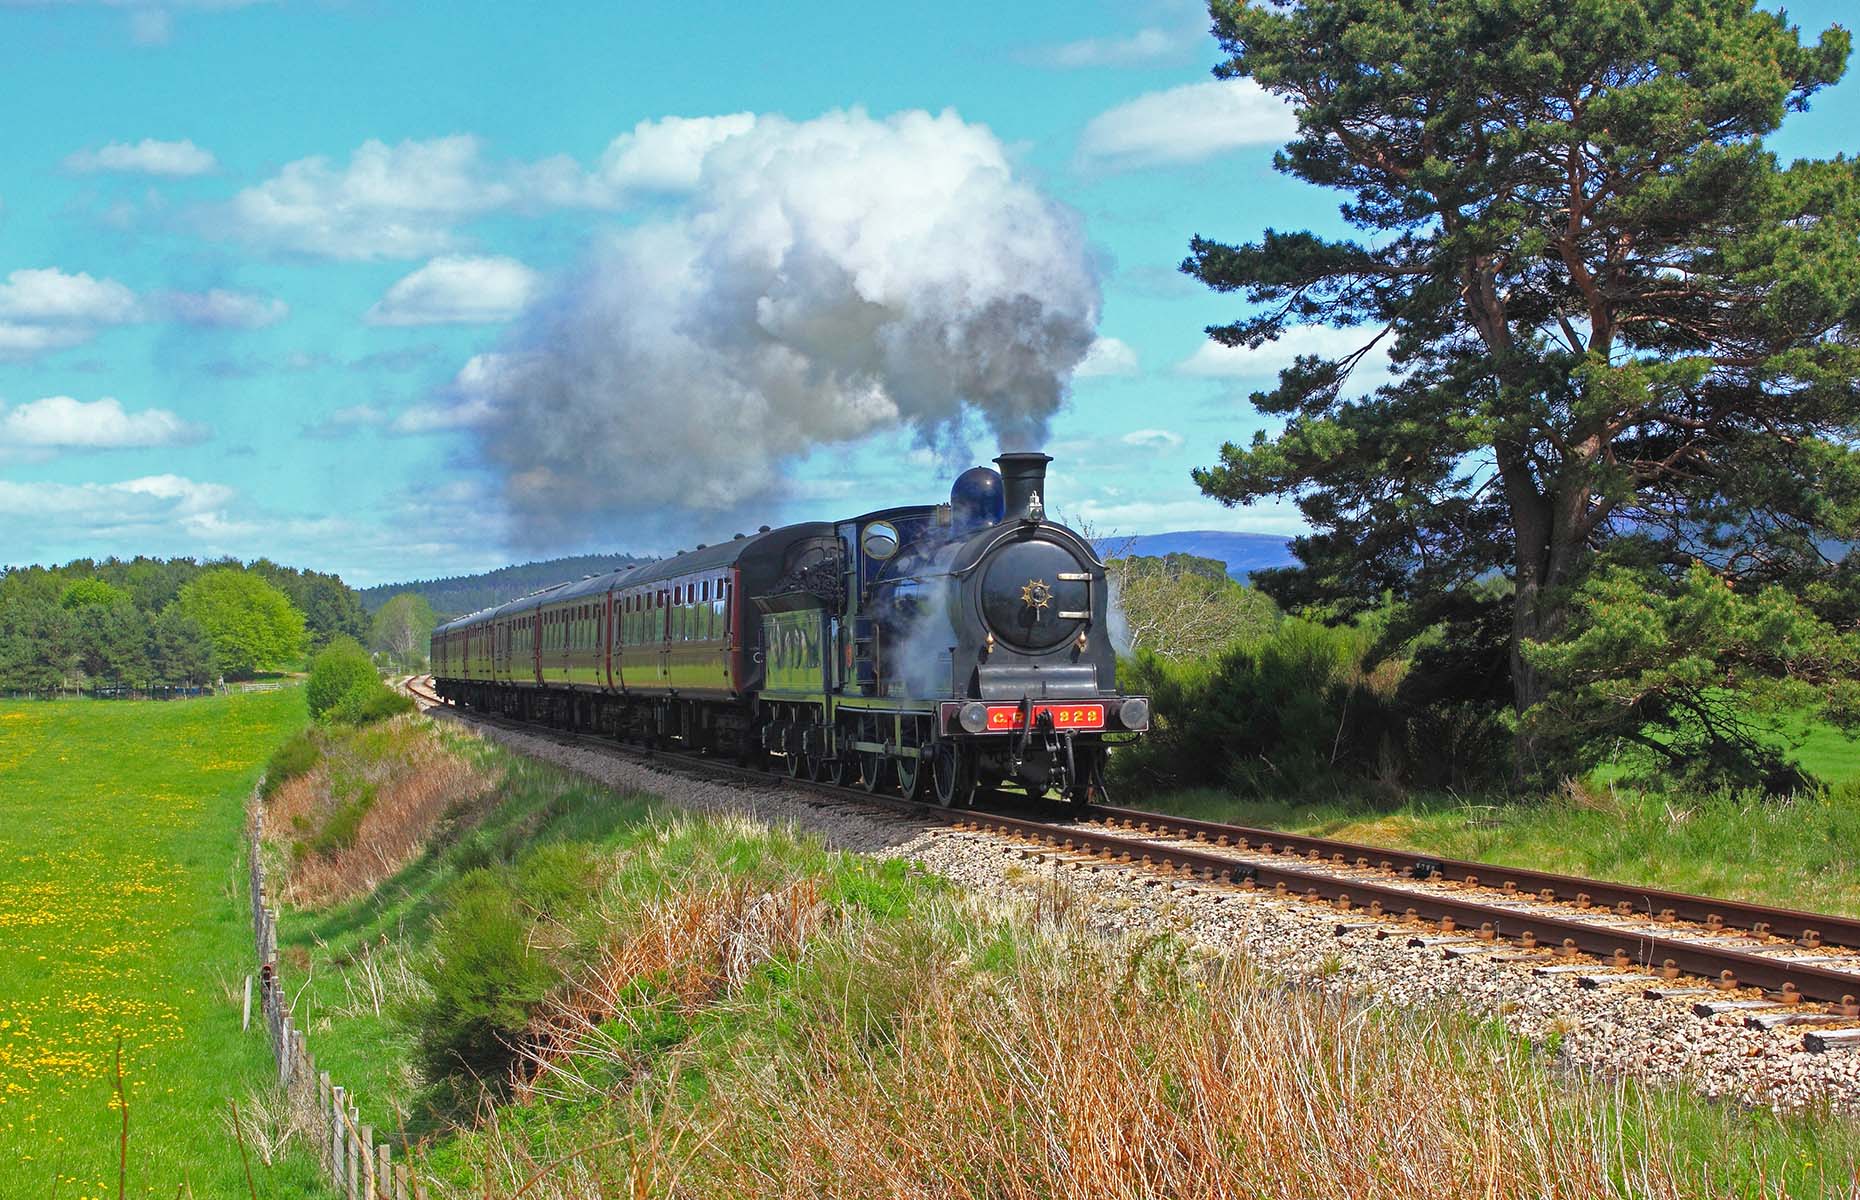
[985, 703, 1105, 731]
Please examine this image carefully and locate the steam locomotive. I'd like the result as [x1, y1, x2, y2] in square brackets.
[428, 452, 1149, 808]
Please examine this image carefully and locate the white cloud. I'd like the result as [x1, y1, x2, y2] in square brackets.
[1121, 428, 1183, 450]
[1078, 79, 1295, 171]
[0, 475, 237, 540]
[0, 324, 92, 359]
[160, 287, 288, 328]
[214, 117, 772, 261]
[0, 396, 207, 452]
[302, 404, 387, 439]
[0, 268, 141, 324]
[596, 113, 757, 193]
[1033, 28, 1190, 68]
[388, 352, 522, 433]
[222, 135, 521, 260]
[1074, 335, 1139, 378]
[1176, 325, 1396, 391]
[364, 255, 542, 326]
[0, 268, 143, 361]
[65, 138, 216, 176]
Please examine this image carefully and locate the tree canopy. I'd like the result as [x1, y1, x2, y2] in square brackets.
[371, 592, 438, 668]
[1185, 0, 1860, 781]
[175, 569, 307, 679]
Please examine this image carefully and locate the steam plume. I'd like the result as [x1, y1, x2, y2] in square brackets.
[465, 108, 1100, 543]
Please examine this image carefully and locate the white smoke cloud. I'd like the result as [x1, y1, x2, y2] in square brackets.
[466, 107, 1101, 543]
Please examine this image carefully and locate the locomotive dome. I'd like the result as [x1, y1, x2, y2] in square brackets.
[949, 466, 1005, 529]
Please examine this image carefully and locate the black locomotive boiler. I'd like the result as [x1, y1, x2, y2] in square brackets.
[429, 452, 1149, 808]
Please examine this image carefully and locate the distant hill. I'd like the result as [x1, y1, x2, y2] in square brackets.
[360, 553, 647, 618]
[1096, 531, 1295, 582]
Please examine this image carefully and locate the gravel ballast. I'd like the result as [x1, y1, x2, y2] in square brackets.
[417, 699, 1860, 1114]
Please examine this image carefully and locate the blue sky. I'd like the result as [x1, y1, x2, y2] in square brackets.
[0, 0, 1854, 586]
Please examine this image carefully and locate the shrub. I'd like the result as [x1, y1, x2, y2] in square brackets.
[411, 869, 557, 1092]
[328, 684, 414, 725]
[308, 635, 411, 726]
[260, 730, 321, 800]
[307, 637, 377, 719]
[1111, 617, 1399, 797]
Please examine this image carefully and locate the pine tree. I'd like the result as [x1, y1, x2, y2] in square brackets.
[1185, 0, 1860, 778]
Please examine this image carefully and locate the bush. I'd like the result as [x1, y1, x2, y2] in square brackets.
[1112, 617, 1400, 797]
[260, 731, 322, 799]
[308, 635, 411, 725]
[307, 637, 377, 719]
[411, 869, 557, 1091]
[328, 684, 414, 725]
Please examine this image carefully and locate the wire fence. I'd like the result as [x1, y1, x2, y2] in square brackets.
[3, 679, 298, 701]
[249, 798, 427, 1199]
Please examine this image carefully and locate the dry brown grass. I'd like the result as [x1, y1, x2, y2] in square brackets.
[436, 882, 1854, 1200]
[265, 718, 496, 907]
[518, 873, 829, 1104]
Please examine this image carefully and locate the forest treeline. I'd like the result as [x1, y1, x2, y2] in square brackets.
[358, 553, 645, 617]
[0, 557, 439, 694]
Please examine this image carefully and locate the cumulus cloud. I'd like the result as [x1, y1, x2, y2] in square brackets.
[1121, 428, 1183, 450]
[1078, 79, 1294, 171]
[390, 352, 520, 433]
[159, 287, 288, 328]
[0, 395, 208, 454]
[0, 268, 141, 324]
[0, 268, 143, 361]
[301, 404, 387, 440]
[1031, 27, 1191, 68]
[365, 255, 542, 325]
[596, 113, 757, 192]
[0, 475, 236, 540]
[64, 138, 216, 176]
[1177, 325, 1398, 392]
[222, 135, 524, 260]
[1074, 336, 1140, 378]
[462, 107, 1101, 543]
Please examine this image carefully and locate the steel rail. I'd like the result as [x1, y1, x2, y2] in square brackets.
[1086, 804, 1860, 953]
[955, 809, 1860, 1006]
[402, 678, 1860, 1007]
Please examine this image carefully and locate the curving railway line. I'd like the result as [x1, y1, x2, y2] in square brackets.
[401, 675, 1860, 1051]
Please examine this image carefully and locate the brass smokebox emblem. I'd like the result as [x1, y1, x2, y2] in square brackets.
[1020, 579, 1053, 611]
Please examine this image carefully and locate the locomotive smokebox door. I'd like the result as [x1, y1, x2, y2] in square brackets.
[981, 540, 1089, 652]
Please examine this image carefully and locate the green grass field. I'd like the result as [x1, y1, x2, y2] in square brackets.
[0, 691, 329, 1197]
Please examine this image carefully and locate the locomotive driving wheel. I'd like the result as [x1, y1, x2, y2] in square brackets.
[931, 741, 975, 809]
[892, 717, 929, 801]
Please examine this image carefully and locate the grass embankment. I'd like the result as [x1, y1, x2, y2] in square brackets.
[0, 690, 330, 1197]
[270, 715, 1860, 1199]
[1140, 779, 1860, 917]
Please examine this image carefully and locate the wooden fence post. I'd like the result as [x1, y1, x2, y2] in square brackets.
[360, 1125, 376, 1200]
[331, 1084, 346, 1187]
[348, 1102, 361, 1200]
[377, 1143, 392, 1200]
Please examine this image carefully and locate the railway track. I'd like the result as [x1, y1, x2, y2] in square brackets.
[400, 676, 1860, 1050]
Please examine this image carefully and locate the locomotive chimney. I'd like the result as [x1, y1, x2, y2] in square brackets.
[995, 451, 1052, 523]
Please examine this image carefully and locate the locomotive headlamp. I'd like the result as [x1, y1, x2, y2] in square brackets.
[1119, 697, 1150, 731]
[959, 702, 990, 734]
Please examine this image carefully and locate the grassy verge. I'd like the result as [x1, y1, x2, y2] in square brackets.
[268, 715, 1860, 1198]
[0, 692, 330, 1197]
[1135, 779, 1860, 916]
